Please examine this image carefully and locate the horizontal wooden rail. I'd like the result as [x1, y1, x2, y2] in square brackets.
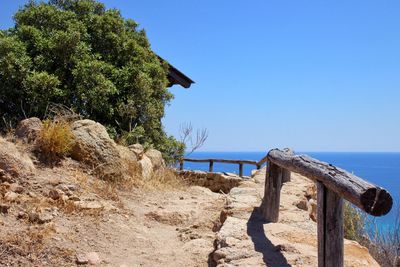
[179, 150, 279, 177]
[261, 148, 393, 267]
[182, 158, 258, 165]
[267, 148, 392, 216]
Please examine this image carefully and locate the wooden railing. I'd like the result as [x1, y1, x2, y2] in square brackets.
[261, 149, 393, 267]
[179, 149, 292, 177]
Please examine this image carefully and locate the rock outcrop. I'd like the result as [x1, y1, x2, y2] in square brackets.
[15, 117, 43, 142]
[177, 170, 243, 193]
[70, 119, 140, 181]
[69, 119, 165, 181]
[0, 137, 35, 177]
[144, 148, 165, 170]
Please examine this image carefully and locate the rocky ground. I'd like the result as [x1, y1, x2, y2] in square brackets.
[213, 169, 379, 267]
[0, 117, 380, 266]
[0, 157, 226, 266]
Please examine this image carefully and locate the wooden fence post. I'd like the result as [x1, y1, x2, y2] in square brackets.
[239, 163, 244, 177]
[282, 148, 294, 183]
[179, 160, 184, 171]
[209, 160, 214, 172]
[317, 181, 344, 267]
[261, 161, 283, 222]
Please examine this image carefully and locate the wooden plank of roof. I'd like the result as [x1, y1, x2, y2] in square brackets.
[158, 56, 194, 88]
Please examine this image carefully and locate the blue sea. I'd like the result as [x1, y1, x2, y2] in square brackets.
[183, 151, 400, 229]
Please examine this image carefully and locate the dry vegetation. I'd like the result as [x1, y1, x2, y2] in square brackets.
[35, 119, 74, 163]
[344, 202, 400, 266]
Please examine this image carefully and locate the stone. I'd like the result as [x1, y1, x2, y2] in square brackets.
[76, 253, 89, 264]
[28, 211, 53, 224]
[0, 204, 10, 214]
[4, 191, 19, 202]
[0, 169, 13, 183]
[138, 155, 153, 180]
[48, 189, 63, 200]
[17, 211, 27, 219]
[75, 200, 104, 210]
[295, 198, 308, 211]
[177, 170, 242, 193]
[86, 252, 101, 265]
[68, 195, 80, 201]
[0, 137, 35, 177]
[128, 144, 144, 159]
[145, 210, 190, 226]
[9, 183, 24, 194]
[305, 183, 317, 200]
[15, 117, 43, 142]
[308, 199, 317, 222]
[70, 120, 140, 181]
[144, 148, 165, 170]
[28, 211, 39, 223]
[38, 212, 53, 224]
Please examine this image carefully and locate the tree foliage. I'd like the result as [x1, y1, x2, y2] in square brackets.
[0, 0, 183, 162]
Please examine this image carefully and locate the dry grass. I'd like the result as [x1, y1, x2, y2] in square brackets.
[344, 201, 366, 241]
[344, 202, 400, 266]
[364, 207, 400, 267]
[0, 224, 56, 256]
[35, 119, 74, 163]
[138, 169, 187, 191]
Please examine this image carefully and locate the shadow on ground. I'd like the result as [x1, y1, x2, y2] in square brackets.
[247, 208, 291, 266]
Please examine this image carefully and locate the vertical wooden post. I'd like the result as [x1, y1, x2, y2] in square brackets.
[261, 161, 283, 222]
[317, 181, 344, 267]
[179, 160, 184, 171]
[239, 163, 244, 177]
[282, 148, 294, 183]
[209, 160, 214, 172]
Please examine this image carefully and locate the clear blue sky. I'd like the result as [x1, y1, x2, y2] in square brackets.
[2, 1, 400, 152]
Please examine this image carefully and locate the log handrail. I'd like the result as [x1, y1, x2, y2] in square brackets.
[261, 148, 393, 267]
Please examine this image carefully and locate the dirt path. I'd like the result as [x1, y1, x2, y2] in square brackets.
[0, 159, 226, 267]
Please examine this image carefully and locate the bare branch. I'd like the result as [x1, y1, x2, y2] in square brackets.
[179, 122, 208, 156]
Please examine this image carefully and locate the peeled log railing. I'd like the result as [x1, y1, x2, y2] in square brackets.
[261, 149, 393, 267]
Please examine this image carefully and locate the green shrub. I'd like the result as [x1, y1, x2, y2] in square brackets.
[0, 0, 184, 161]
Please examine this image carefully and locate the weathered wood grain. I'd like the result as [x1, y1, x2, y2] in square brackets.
[239, 163, 244, 177]
[317, 182, 344, 267]
[261, 161, 283, 222]
[282, 148, 294, 183]
[268, 149, 392, 216]
[209, 160, 214, 172]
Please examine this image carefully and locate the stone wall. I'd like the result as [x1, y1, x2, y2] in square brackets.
[177, 170, 243, 193]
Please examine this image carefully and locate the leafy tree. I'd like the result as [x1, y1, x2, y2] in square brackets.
[0, 0, 183, 162]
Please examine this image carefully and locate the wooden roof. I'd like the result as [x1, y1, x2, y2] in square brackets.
[158, 56, 194, 88]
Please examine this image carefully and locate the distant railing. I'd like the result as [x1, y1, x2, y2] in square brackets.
[179, 149, 292, 177]
[261, 148, 393, 267]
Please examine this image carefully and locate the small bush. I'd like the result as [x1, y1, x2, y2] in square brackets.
[344, 201, 366, 241]
[344, 201, 400, 266]
[36, 119, 74, 162]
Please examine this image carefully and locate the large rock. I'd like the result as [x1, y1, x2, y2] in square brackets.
[144, 148, 165, 170]
[138, 155, 153, 180]
[128, 144, 144, 160]
[0, 137, 35, 177]
[70, 120, 139, 181]
[178, 170, 242, 193]
[15, 117, 43, 142]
